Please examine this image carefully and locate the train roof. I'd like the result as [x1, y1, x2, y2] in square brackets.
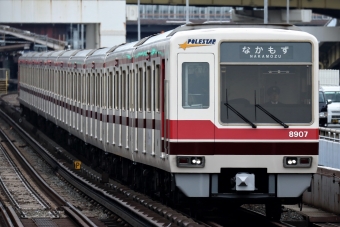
[167, 23, 301, 37]
[21, 52, 40, 58]
[74, 49, 96, 57]
[115, 41, 138, 52]
[60, 49, 81, 57]
[133, 30, 172, 47]
[40, 52, 53, 57]
[91, 47, 111, 55]
[19, 23, 305, 61]
[49, 50, 67, 57]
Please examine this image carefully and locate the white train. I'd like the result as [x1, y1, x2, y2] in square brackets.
[18, 23, 319, 219]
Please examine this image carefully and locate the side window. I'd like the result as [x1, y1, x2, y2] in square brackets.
[155, 64, 160, 112]
[77, 72, 81, 102]
[82, 73, 86, 103]
[119, 69, 122, 109]
[138, 68, 143, 111]
[91, 73, 95, 105]
[115, 70, 119, 109]
[182, 62, 209, 109]
[68, 72, 71, 98]
[122, 70, 126, 110]
[129, 70, 134, 111]
[102, 73, 106, 108]
[54, 70, 57, 93]
[59, 71, 62, 95]
[72, 72, 74, 99]
[146, 66, 151, 112]
[97, 73, 100, 107]
[108, 71, 113, 109]
[126, 69, 129, 110]
[63, 71, 66, 97]
[87, 73, 91, 104]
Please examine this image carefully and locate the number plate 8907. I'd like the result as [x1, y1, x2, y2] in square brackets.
[289, 131, 308, 138]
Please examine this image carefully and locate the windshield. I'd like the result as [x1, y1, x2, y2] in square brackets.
[319, 91, 325, 103]
[325, 91, 340, 103]
[220, 65, 312, 124]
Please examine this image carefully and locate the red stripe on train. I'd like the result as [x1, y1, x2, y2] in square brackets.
[174, 120, 319, 140]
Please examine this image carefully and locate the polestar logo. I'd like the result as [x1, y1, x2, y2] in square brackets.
[179, 39, 216, 50]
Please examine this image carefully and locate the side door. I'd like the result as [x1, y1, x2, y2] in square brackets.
[177, 53, 215, 154]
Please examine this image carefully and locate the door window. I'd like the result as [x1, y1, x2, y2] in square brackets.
[182, 62, 209, 109]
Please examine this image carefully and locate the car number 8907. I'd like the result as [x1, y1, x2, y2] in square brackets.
[289, 131, 308, 138]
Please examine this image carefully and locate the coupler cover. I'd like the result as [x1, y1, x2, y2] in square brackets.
[236, 173, 255, 191]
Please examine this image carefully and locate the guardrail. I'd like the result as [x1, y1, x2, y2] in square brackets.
[319, 127, 340, 168]
[0, 25, 67, 50]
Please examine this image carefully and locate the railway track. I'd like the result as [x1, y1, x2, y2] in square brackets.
[0, 98, 181, 226]
[0, 127, 58, 218]
[0, 105, 118, 226]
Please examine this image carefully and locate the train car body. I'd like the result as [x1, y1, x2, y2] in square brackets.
[18, 24, 319, 218]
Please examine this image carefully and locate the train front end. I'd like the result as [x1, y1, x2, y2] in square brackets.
[169, 25, 319, 210]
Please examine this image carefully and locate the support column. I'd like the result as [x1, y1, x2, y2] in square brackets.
[86, 23, 100, 49]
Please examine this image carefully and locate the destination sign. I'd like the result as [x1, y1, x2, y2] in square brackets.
[220, 42, 312, 63]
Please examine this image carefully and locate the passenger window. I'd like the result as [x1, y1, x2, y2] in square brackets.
[97, 73, 100, 107]
[91, 73, 95, 105]
[108, 71, 113, 109]
[182, 62, 209, 109]
[129, 70, 134, 111]
[147, 66, 151, 112]
[138, 68, 143, 111]
[70, 72, 72, 99]
[77, 73, 81, 102]
[126, 69, 130, 110]
[87, 73, 90, 104]
[155, 64, 160, 112]
[114, 71, 119, 109]
[122, 70, 126, 110]
[119, 69, 122, 109]
[103, 73, 106, 108]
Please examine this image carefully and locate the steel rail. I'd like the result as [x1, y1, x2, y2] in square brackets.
[0, 146, 38, 218]
[0, 108, 171, 227]
[0, 202, 24, 227]
[0, 110, 99, 227]
[0, 133, 51, 209]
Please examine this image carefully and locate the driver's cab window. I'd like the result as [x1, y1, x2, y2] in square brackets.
[325, 91, 340, 103]
[182, 62, 209, 109]
[220, 65, 312, 124]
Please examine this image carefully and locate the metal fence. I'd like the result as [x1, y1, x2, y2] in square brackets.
[319, 127, 340, 168]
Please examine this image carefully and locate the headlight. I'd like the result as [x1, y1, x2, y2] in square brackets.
[283, 156, 312, 168]
[177, 156, 205, 168]
[319, 112, 327, 118]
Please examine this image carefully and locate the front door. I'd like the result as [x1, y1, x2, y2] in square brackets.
[177, 53, 215, 154]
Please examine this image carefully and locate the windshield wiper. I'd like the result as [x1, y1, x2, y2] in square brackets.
[224, 102, 257, 128]
[255, 104, 289, 128]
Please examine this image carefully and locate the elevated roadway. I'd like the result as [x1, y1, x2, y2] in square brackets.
[0, 25, 66, 51]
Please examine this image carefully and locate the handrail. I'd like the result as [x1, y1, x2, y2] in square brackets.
[319, 127, 340, 143]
